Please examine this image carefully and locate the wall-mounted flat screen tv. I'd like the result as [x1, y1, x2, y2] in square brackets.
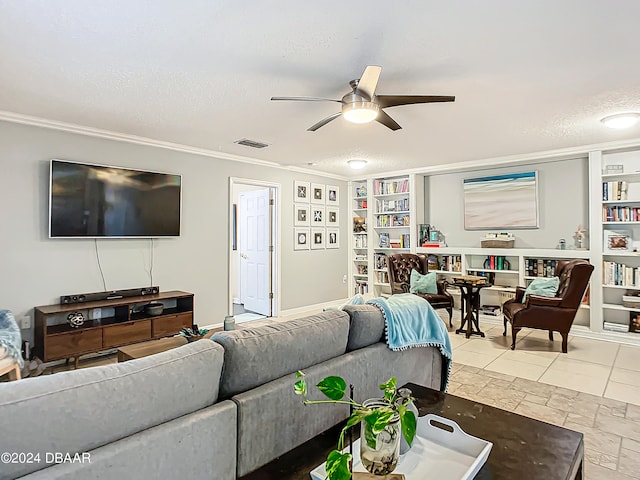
[49, 159, 182, 238]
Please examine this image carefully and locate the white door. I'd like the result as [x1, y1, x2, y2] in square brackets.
[239, 188, 272, 316]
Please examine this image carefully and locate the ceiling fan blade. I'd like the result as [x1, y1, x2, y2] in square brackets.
[354, 65, 382, 100]
[307, 112, 342, 131]
[376, 95, 455, 108]
[271, 96, 341, 103]
[376, 110, 402, 131]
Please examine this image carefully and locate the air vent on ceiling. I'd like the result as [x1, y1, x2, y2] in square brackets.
[234, 138, 270, 149]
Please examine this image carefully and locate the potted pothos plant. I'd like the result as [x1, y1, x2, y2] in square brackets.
[294, 371, 417, 480]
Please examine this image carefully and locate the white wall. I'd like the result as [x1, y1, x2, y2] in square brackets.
[424, 157, 589, 249]
[0, 121, 349, 343]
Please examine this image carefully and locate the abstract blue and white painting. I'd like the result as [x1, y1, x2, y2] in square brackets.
[463, 171, 539, 229]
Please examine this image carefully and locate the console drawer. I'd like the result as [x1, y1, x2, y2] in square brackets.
[46, 329, 103, 360]
[103, 320, 151, 348]
[152, 313, 192, 338]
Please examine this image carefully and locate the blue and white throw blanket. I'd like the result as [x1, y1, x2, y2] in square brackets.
[0, 309, 23, 369]
[367, 294, 452, 391]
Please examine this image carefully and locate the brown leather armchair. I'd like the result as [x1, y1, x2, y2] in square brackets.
[387, 253, 454, 327]
[502, 259, 593, 353]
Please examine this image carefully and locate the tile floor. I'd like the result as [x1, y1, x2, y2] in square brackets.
[445, 312, 640, 479]
[447, 315, 640, 406]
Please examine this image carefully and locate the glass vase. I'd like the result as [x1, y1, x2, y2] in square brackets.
[360, 399, 400, 475]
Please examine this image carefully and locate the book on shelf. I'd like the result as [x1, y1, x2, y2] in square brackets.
[603, 261, 640, 286]
[602, 181, 629, 201]
[630, 312, 640, 333]
[379, 232, 390, 248]
[354, 280, 369, 295]
[376, 198, 409, 213]
[374, 253, 387, 269]
[373, 178, 409, 195]
[480, 305, 501, 316]
[603, 321, 629, 333]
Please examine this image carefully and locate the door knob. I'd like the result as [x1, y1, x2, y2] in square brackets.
[240, 253, 248, 259]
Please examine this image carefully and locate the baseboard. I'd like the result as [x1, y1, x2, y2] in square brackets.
[278, 298, 352, 317]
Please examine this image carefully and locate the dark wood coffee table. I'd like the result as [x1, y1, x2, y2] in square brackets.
[240, 383, 583, 480]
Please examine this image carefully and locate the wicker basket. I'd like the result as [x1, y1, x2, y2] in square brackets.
[623, 295, 640, 309]
[480, 239, 514, 248]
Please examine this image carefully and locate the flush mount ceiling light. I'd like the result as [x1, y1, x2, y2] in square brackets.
[601, 113, 640, 129]
[347, 159, 368, 169]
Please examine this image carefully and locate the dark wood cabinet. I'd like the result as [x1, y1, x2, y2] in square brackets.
[35, 290, 194, 367]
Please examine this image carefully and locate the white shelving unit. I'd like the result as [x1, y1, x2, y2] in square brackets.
[417, 247, 591, 325]
[350, 180, 369, 295]
[592, 149, 640, 339]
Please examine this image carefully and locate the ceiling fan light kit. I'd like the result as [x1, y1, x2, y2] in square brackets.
[342, 99, 379, 124]
[271, 65, 454, 132]
[347, 159, 368, 169]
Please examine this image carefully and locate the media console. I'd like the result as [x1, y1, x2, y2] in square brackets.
[34, 290, 194, 368]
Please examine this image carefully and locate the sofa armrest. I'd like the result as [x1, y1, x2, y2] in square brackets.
[514, 286, 526, 303]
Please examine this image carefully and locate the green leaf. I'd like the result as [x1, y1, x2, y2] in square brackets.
[338, 408, 371, 449]
[317, 376, 347, 401]
[293, 378, 307, 396]
[400, 409, 417, 447]
[296, 370, 305, 378]
[325, 450, 352, 480]
[379, 377, 397, 402]
[365, 408, 395, 435]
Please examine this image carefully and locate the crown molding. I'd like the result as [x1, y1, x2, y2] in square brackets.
[362, 136, 640, 179]
[0, 110, 348, 181]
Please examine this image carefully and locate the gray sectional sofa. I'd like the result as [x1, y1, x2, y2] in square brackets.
[0, 305, 445, 480]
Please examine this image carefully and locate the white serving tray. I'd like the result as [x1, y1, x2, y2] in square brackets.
[311, 414, 492, 480]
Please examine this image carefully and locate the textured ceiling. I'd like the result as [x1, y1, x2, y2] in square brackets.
[1, 0, 640, 177]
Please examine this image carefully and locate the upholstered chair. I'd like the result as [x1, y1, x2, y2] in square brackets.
[502, 259, 594, 353]
[387, 253, 454, 327]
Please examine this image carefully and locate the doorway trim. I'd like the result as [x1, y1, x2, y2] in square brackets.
[228, 177, 281, 317]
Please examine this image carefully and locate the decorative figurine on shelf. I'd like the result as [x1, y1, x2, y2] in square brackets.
[558, 238, 566, 250]
[66, 312, 85, 328]
[574, 225, 586, 249]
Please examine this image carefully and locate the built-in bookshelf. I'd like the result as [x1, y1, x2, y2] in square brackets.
[351, 180, 369, 295]
[596, 150, 640, 338]
[373, 175, 411, 295]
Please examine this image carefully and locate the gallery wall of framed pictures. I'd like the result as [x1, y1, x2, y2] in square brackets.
[294, 181, 340, 250]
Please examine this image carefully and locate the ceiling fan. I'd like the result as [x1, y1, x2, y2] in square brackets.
[271, 65, 455, 131]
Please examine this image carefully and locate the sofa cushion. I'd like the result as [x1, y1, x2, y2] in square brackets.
[0, 339, 224, 480]
[20, 401, 237, 480]
[410, 269, 438, 294]
[211, 310, 350, 398]
[342, 304, 385, 351]
[522, 276, 560, 303]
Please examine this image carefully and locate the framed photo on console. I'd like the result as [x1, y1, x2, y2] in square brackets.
[604, 229, 632, 252]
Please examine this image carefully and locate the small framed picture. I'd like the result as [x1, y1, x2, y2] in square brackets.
[311, 228, 325, 249]
[294, 203, 310, 226]
[311, 183, 325, 204]
[311, 206, 325, 226]
[326, 185, 339, 205]
[326, 207, 339, 226]
[326, 228, 340, 249]
[295, 181, 310, 203]
[605, 230, 632, 251]
[294, 228, 310, 250]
